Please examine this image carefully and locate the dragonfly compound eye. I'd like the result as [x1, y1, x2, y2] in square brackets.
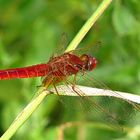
[88, 57, 97, 71]
[80, 54, 97, 71]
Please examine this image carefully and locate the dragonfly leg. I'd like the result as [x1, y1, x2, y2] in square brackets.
[53, 83, 60, 95]
[71, 74, 82, 97]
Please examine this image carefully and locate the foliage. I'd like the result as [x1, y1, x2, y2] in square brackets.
[0, 0, 140, 140]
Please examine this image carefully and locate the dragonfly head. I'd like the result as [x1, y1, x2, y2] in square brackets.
[80, 54, 97, 71]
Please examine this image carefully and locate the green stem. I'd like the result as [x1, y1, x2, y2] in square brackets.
[0, 0, 112, 139]
[0, 88, 49, 140]
[65, 0, 112, 52]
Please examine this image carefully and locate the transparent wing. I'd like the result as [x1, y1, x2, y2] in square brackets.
[54, 32, 69, 56]
[48, 70, 140, 131]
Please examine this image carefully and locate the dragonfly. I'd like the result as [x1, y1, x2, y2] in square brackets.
[0, 53, 97, 84]
[0, 50, 139, 129]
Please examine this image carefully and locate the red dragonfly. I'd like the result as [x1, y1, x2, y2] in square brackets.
[0, 53, 97, 86]
[0, 51, 139, 128]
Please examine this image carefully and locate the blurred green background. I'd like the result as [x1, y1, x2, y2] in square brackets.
[0, 0, 140, 140]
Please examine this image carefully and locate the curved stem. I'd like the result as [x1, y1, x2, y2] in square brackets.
[51, 85, 140, 104]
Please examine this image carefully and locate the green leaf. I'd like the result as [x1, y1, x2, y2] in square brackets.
[112, 4, 137, 36]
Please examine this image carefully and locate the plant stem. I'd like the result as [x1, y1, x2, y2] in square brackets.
[51, 85, 140, 104]
[0, 1, 112, 139]
[0, 88, 49, 140]
[65, 0, 112, 52]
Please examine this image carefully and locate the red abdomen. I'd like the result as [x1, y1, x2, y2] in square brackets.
[0, 64, 50, 80]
